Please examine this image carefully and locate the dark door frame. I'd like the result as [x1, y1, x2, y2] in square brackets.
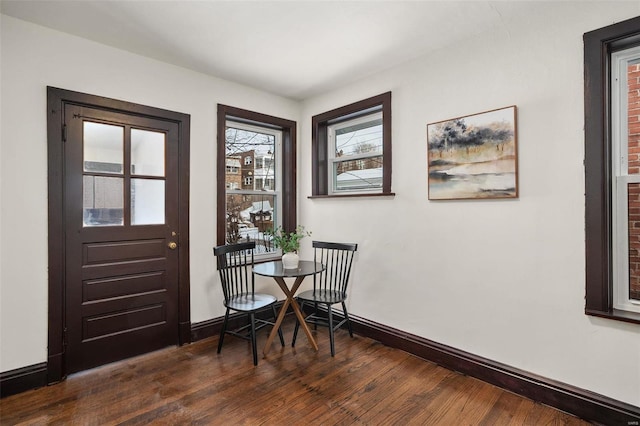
[47, 87, 191, 384]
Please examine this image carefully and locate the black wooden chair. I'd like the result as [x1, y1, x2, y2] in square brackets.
[213, 241, 284, 365]
[292, 241, 358, 356]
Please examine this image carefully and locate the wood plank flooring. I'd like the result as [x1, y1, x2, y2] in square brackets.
[0, 320, 590, 425]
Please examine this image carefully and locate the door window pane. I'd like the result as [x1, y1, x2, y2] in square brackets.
[131, 129, 165, 176]
[83, 176, 123, 226]
[83, 122, 123, 174]
[131, 179, 165, 225]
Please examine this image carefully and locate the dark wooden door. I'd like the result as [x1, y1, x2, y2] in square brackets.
[63, 104, 181, 373]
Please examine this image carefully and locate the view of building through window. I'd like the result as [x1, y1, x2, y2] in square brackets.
[224, 123, 280, 254]
[626, 60, 640, 302]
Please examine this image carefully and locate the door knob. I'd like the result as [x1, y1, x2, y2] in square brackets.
[168, 241, 178, 250]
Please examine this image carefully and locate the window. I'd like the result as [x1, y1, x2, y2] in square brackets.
[311, 92, 393, 197]
[329, 111, 383, 193]
[611, 45, 640, 314]
[226, 158, 239, 174]
[217, 105, 296, 258]
[585, 16, 640, 323]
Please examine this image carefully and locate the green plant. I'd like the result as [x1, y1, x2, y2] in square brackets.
[265, 225, 311, 253]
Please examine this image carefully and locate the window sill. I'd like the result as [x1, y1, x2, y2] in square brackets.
[586, 308, 640, 325]
[308, 192, 395, 199]
[254, 254, 282, 265]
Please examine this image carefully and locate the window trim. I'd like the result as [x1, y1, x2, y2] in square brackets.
[310, 92, 394, 198]
[217, 105, 296, 251]
[584, 16, 640, 324]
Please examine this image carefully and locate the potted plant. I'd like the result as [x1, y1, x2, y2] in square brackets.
[266, 225, 311, 269]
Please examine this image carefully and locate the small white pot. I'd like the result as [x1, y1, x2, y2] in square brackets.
[282, 252, 299, 269]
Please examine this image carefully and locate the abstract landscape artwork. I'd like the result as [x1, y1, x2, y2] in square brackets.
[427, 106, 518, 200]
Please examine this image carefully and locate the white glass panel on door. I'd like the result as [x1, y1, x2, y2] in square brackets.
[131, 129, 165, 177]
[83, 122, 124, 174]
[131, 178, 165, 225]
[83, 176, 124, 226]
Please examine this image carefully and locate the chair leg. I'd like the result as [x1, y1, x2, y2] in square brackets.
[292, 300, 304, 347]
[342, 301, 353, 338]
[272, 304, 285, 347]
[313, 302, 319, 330]
[217, 308, 230, 354]
[250, 313, 258, 366]
[328, 304, 335, 357]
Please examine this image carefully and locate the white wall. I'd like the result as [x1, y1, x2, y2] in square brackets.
[298, 2, 640, 407]
[2, 2, 640, 408]
[0, 15, 299, 372]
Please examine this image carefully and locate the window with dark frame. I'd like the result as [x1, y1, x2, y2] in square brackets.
[311, 92, 393, 197]
[216, 105, 297, 258]
[584, 16, 640, 324]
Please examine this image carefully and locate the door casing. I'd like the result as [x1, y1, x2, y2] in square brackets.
[47, 87, 191, 383]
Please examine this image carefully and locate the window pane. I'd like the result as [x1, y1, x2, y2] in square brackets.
[83, 176, 123, 226]
[131, 179, 165, 225]
[629, 182, 640, 301]
[335, 115, 383, 157]
[83, 122, 123, 174]
[226, 193, 277, 255]
[333, 156, 383, 192]
[131, 129, 165, 176]
[220, 113, 288, 257]
[627, 59, 640, 300]
[225, 127, 276, 192]
[627, 61, 640, 175]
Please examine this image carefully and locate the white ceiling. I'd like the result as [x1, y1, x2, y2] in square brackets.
[1, 1, 537, 100]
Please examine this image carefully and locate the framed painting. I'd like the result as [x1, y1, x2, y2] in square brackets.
[427, 105, 518, 200]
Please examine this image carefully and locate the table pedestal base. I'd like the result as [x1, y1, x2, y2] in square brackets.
[263, 276, 318, 356]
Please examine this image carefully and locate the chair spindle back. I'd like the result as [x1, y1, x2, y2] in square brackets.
[312, 241, 358, 296]
[213, 241, 255, 303]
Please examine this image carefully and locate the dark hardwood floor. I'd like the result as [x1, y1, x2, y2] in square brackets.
[1, 320, 589, 425]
